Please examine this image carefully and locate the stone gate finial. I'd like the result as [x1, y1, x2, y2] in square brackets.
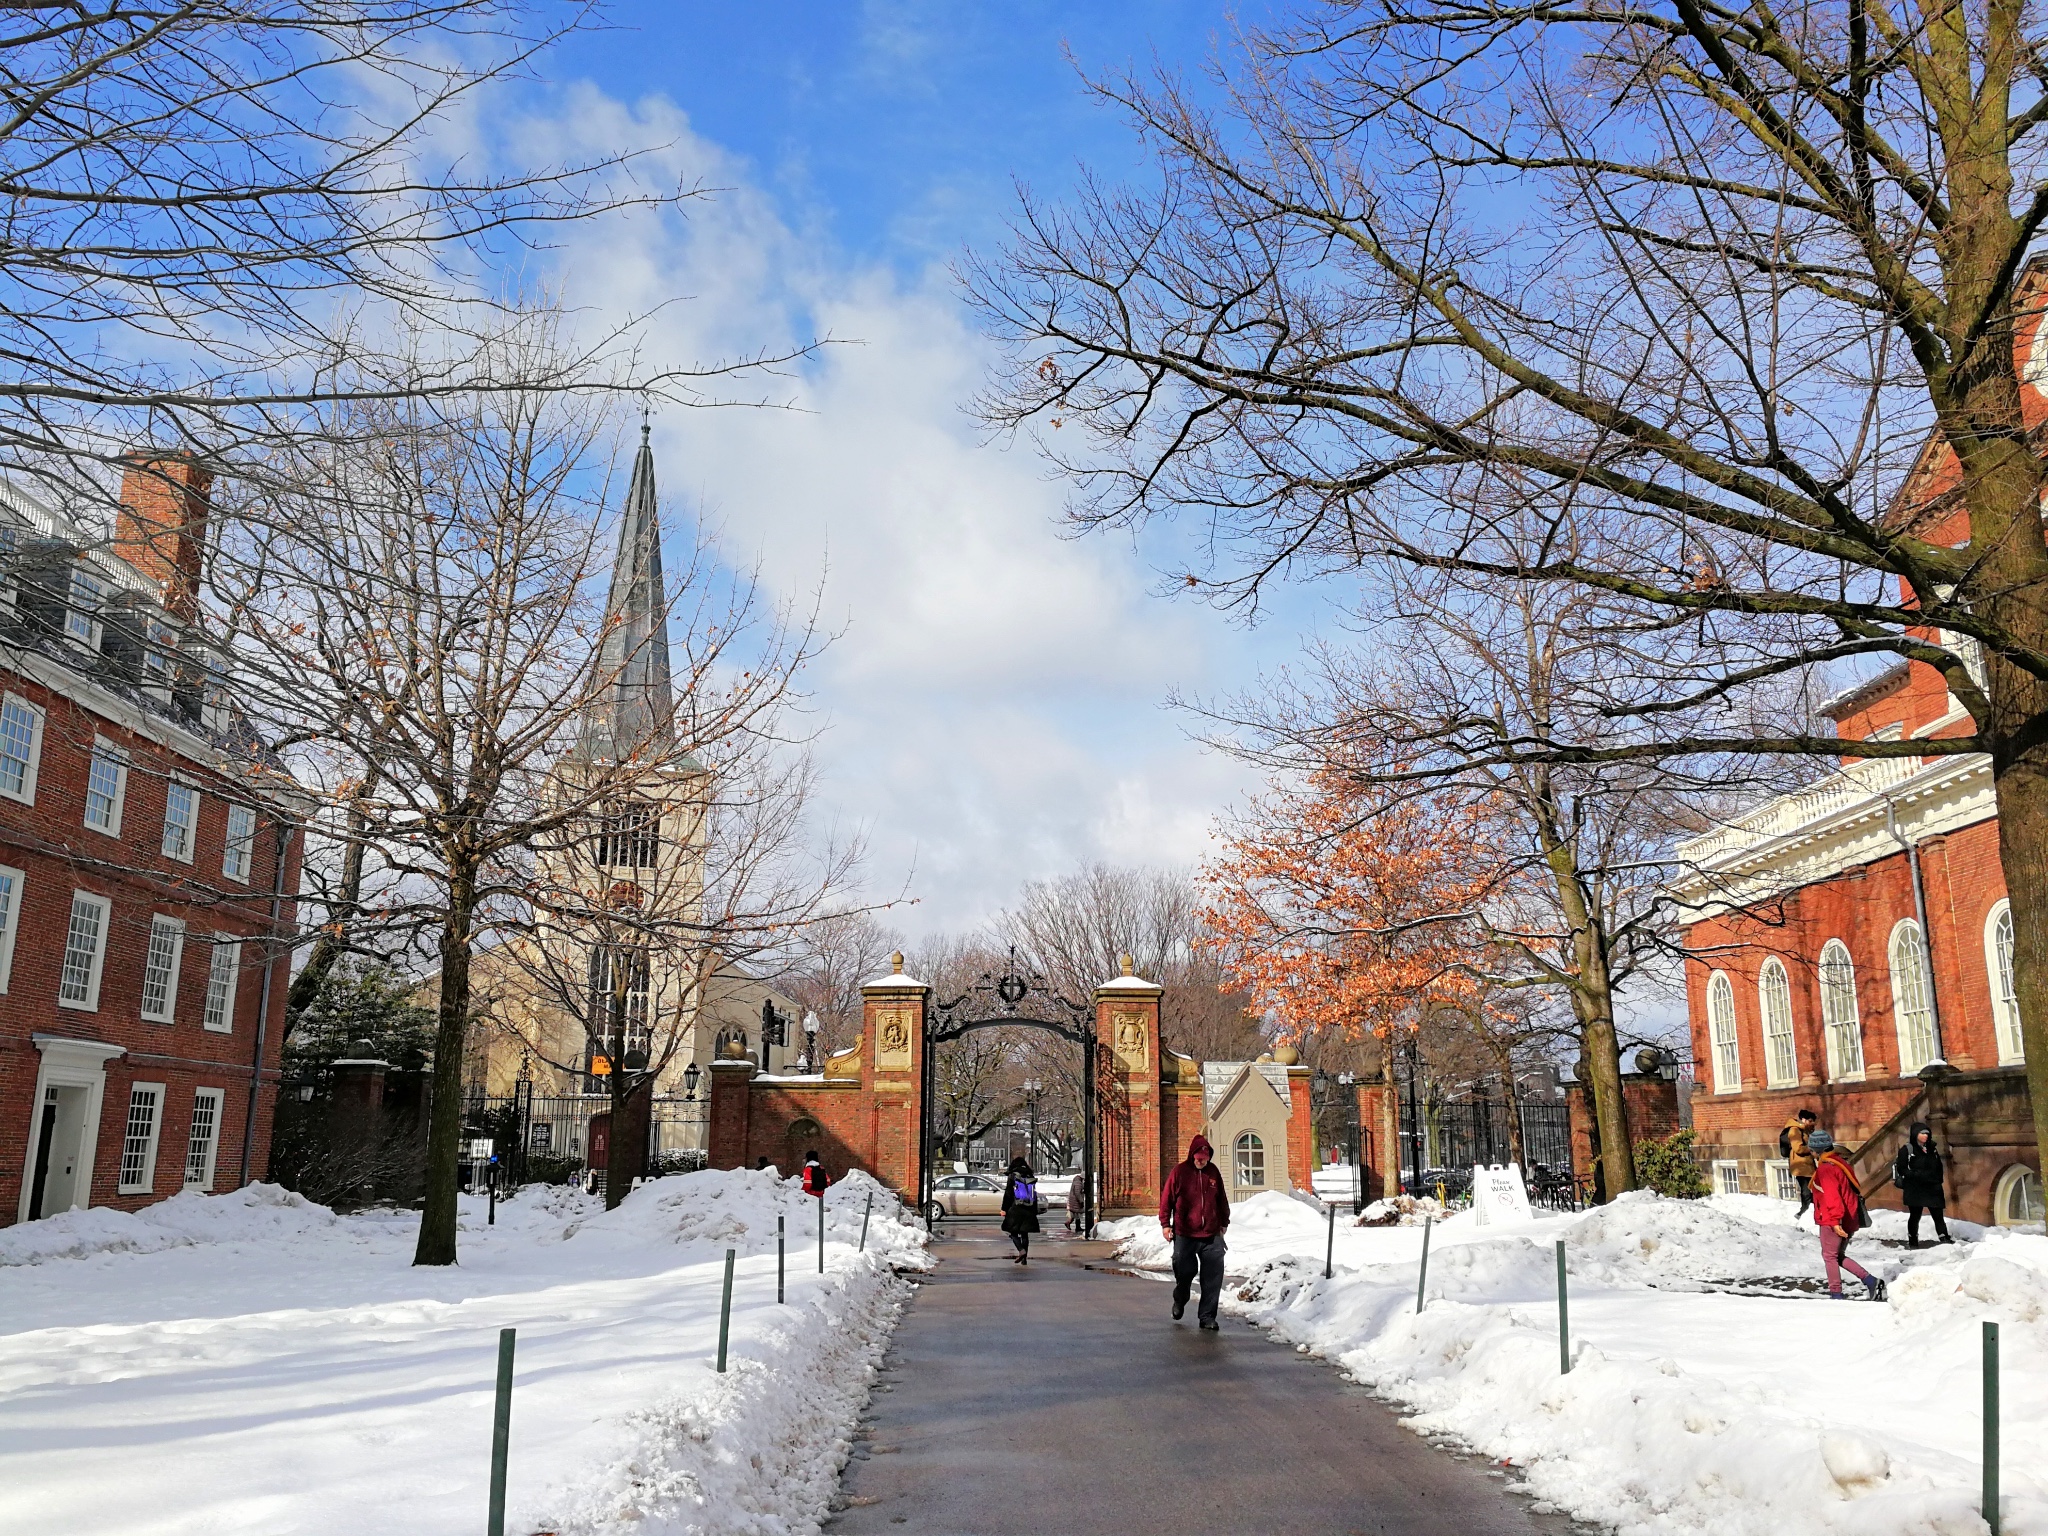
[1120, 953, 1135, 977]
[891, 950, 905, 975]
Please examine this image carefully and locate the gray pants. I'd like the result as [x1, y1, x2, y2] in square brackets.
[1172, 1233, 1226, 1324]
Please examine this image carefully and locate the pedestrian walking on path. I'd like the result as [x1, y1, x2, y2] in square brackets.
[1160, 1134, 1230, 1330]
[1780, 1107, 1818, 1216]
[1809, 1131, 1885, 1301]
[1001, 1158, 1041, 1264]
[1892, 1122, 1954, 1248]
[1065, 1169, 1087, 1234]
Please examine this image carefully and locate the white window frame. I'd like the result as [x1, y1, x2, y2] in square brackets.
[201, 935, 240, 1033]
[64, 565, 104, 650]
[1712, 1159, 1742, 1196]
[1758, 958, 1799, 1088]
[161, 778, 198, 863]
[1234, 1130, 1266, 1188]
[1707, 971, 1742, 1092]
[57, 890, 112, 1011]
[1765, 1159, 1797, 1201]
[0, 691, 43, 804]
[142, 614, 179, 701]
[184, 1087, 223, 1191]
[1889, 919, 1940, 1075]
[1986, 900, 2026, 1066]
[222, 802, 256, 884]
[139, 913, 186, 1023]
[1819, 939, 1866, 1081]
[82, 738, 128, 836]
[0, 861, 21, 994]
[117, 1081, 165, 1194]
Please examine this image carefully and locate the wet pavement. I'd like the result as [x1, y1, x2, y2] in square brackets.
[828, 1222, 1577, 1536]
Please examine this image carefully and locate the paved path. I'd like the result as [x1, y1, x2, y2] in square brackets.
[829, 1224, 1572, 1536]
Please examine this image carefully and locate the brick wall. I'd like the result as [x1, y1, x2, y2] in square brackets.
[2, 664, 299, 1225]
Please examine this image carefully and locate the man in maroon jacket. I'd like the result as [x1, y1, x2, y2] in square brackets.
[1160, 1134, 1230, 1330]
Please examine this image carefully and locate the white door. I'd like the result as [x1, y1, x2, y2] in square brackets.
[29, 1084, 90, 1217]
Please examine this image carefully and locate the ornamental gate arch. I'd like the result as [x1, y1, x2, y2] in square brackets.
[706, 952, 1186, 1222]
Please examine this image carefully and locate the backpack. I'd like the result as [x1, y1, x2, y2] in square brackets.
[1012, 1177, 1037, 1205]
[1891, 1146, 1909, 1190]
[1778, 1125, 1793, 1159]
[802, 1163, 827, 1196]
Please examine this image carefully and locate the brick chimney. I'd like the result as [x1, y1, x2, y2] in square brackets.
[115, 456, 213, 621]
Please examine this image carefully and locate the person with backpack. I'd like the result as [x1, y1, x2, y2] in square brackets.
[1780, 1108, 1819, 1215]
[1159, 1134, 1231, 1330]
[801, 1150, 829, 1198]
[1809, 1130, 1886, 1301]
[1001, 1157, 1041, 1264]
[1891, 1122, 1953, 1248]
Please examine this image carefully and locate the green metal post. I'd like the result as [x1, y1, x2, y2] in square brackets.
[1985, 1319, 2000, 1535]
[1324, 1200, 1336, 1279]
[1415, 1215, 1433, 1314]
[777, 1215, 785, 1304]
[1556, 1240, 1571, 1375]
[487, 1327, 515, 1536]
[716, 1248, 735, 1373]
[860, 1191, 874, 1252]
[817, 1192, 826, 1273]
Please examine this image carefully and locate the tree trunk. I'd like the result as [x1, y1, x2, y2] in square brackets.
[1990, 739, 2048, 1180]
[413, 866, 477, 1267]
[1577, 1002, 1635, 1203]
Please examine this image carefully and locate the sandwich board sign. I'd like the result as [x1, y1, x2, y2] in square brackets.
[1471, 1164, 1532, 1226]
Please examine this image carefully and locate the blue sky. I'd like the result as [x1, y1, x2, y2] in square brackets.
[515, 2, 1312, 938]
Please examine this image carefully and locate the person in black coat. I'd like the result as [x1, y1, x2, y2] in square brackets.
[1892, 1121, 1953, 1248]
[1001, 1157, 1042, 1265]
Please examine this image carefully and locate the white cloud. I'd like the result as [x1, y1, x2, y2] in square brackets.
[524, 87, 1269, 934]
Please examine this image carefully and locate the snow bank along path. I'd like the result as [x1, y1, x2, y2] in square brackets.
[0, 1168, 928, 1536]
[1105, 1189, 2048, 1536]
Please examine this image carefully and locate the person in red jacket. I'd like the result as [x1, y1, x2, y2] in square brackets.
[1159, 1134, 1231, 1330]
[1808, 1131, 1886, 1301]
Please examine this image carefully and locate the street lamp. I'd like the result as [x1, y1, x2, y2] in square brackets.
[801, 1011, 819, 1073]
[1022, 1077, 1042, 1165]
[1403, 1025, 1425, 1196]
[682, 1062, 701, 1100]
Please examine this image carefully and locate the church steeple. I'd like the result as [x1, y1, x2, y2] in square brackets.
[579, 424, 674, 762]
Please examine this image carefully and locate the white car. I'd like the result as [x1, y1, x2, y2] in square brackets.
[928, 1173, 1004, 1215]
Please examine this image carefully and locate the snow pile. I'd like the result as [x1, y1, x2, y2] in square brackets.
[0, 1181, 338, 1266]
[1111, 1189, 2048, 1535]
[0, 1169, 927, 1536]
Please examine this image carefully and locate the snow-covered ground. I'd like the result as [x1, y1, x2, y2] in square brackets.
[1106, 1189, 2048, 1536]
[0, 1169, 927, 1536]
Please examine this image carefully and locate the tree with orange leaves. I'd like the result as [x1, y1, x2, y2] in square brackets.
[1200, 767, 1507, 1191]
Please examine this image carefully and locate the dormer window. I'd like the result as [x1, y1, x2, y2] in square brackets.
[142, 614, 179, 698]
[64, 566, 104, 649]
[0, 523, 17, 612]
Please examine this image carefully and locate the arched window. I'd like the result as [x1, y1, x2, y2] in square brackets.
[1233, 1131, 1265, 1188]
[1889, 920, 1939, 1075]
[1986, 901, 2026, 1065]
[1759, 959, 1798, 1088]
[1707, 972, 1741, 1093]
[1818, 941, 1866, 1080]
[1993, 1164, 2044, 1227]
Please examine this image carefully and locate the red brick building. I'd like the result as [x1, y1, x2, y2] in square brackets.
[1670, 290, 2045, 1229]
[1, 460, 303, 1227]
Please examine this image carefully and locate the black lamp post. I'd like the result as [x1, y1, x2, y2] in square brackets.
[801, 1011, 819, 1073]
[683, 1062, 701, 1100]
[1023, 1077, 1041, 1165]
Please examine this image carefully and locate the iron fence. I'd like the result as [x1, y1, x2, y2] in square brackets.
[1397, 1097, 1576, 1206]
[465, 1092, 709, 1184]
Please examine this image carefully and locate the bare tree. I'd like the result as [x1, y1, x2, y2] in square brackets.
[969, 2, 2048, 1165]
[216, 350, 827, 1263]
[0, 2, 745, 500]
[1198, 549, 1719, 1194]
[780, 909, 907, 1065]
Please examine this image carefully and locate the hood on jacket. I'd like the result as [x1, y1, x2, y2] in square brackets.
[1187, 1135, 1215, 1163]
[1908, 1121, 1934, 1148]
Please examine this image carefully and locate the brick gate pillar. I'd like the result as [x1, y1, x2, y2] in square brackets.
[706, 1054, 755, 1169]
[862, 953, 930, 1199]
[1097, 956, 1164, 1216]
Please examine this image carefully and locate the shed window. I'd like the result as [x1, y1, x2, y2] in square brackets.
[1234, 1131, 1265, 1188]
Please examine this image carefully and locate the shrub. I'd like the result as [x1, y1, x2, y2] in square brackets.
[523, 1153, 584, 1187]
[1634, 1130, 1710, 1198]
[650, 1149, 709, 1178]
